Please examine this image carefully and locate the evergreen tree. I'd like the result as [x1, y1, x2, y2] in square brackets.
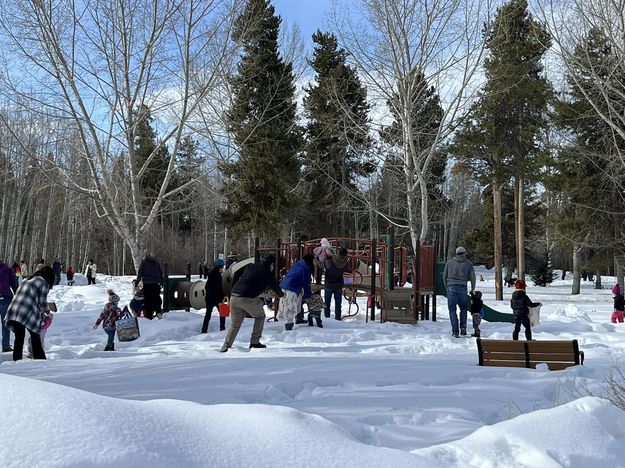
[550, 27, 625, 293]
[451, 0, 551, 299]
[302, 31, 373, 237]
[220, 0, 301, 238]
[529, 252, 557, 287]
[133, 104, 170, 212]
[172, 136, 203, 232]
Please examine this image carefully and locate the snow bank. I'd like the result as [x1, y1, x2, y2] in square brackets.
[416, 396, 625, 467]
[0, 374, 430, 468]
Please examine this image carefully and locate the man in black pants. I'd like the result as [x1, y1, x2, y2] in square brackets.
[136, 250, 163, 320]
[202, 259, 226, 332]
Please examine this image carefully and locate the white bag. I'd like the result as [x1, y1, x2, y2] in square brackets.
[529, 305, 541, 327]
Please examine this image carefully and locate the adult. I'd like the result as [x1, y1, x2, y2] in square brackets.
[278, 254, 314, 331]
[136, 250, 163, 320]
[85, 259, 97, 285]
[221, 254, 283, 352]
[225, 251, 239, 269]
[324, 248, 351, 320]
[0, 260, 19, 352]
[202, 259, 226, 333]
[19, 260, 28, 280]
[4, 266, 55, 360]
[52, 257, 62, 286]
[443, 246, 476, 337]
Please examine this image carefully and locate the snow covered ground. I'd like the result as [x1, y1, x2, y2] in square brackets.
[2, 267, 625, 467]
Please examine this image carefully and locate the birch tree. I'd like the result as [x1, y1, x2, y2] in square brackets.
[0, 0, 241, 270]
[331, 0, 490, 254]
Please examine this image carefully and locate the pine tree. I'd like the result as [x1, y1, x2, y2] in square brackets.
[302, 31, 373, 237]
[550, 27, 625, 294]
[133, 104, 170, 212]
[220, 0, 301, 238]
[451, 0, 551, 299]
[529, 252, 557, 287]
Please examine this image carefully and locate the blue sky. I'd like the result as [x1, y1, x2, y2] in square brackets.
[272, 0, 334, 40]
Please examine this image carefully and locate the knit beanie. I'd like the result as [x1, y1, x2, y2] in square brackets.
[108, 289, 120, 304]
[514, 279, 527, 290]
[613, 284, 621, 296]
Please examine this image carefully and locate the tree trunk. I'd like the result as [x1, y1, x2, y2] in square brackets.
[516, 177, 526, 280]
[572, 245, 582, 295]
[493, 182, 503, 300]
[616, 254, 624, 292]
[595, 271, 602, 289]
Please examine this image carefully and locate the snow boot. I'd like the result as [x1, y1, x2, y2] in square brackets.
[249, 343, 267, 349]
[308, 315, 314, 326]
[285, 323, 294, 331]
[315, 317, 323, 328]
[460, 329, 467, 336]
[471, 331, 481, 338]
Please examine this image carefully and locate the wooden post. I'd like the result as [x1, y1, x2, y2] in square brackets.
[163, 262, 169, 313]
[389, 229, 395, 291]
[370, 239, 377, 322]
[254, 237, 260, 263]
[415, 240, 421, 321]
[185, 262, 191, 312]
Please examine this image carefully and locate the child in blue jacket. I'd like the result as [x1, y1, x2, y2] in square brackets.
[277, 254, 314, 331]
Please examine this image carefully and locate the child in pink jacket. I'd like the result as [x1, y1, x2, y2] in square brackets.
[612, 284, 625, 323]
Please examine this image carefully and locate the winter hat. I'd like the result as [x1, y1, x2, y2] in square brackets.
[456, 246, 466, 255]
[107, 289, 120, 304]
[262, 254, 276, 268]
[213, 259, 225, 267]
[473, 290, 482, 300]
[320, 238, 331, 248]
[514, 279, 527, 290]
[339, 247, 348, 257]
[612, 284, 621, 295]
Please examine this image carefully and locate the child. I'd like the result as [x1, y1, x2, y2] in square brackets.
[469, 290, 483, 337]
[66, 265, 74, 286]
[93, 289, 122, 351]
[28, 309, 55, 358]
[130, 280, 145, 318]
[612, 284, 624, 323]
[313, 238, 334, 267]
[510, 279, 541, 341]
[306, 293, 325, 328]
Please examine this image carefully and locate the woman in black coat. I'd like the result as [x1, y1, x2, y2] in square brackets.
[202, 259, 225, 332]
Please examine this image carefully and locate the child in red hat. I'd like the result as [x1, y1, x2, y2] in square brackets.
[510, 279, 541, 340]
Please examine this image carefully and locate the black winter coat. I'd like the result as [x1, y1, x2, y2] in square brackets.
[469, 292, 483, 315]
[324, 258, 350, 289]
[510, 290, 540, 317]
[136, 256, 163, 285]
[614, 294, 625, 312]
[205, 267, 224, 305]
[232, 263, 283, 298]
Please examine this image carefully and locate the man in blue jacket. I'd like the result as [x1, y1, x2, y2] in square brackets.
[278, 254, 314, 331]
[220, 255, 283, 352]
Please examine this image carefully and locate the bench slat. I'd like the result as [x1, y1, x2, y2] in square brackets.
[528, 353, 576, 362]
[527, 343, 577, 352]
[480, 342, 527, 351]
[482, 352, 527, 361]
[481, 360, 529, 368]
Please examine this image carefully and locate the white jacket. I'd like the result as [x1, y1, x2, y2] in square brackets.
[84, 263, 97, 277]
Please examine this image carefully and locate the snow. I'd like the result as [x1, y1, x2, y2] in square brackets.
[2, 267, 625, 467]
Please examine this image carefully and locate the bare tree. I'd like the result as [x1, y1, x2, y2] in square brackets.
[331, 0, 490, 254]
[0, 0, 242, 270]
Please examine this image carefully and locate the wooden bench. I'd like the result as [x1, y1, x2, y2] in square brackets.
[477, 339, 585, 370]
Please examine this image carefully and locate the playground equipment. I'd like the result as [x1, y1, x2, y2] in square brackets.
[253, 235, 437, 325]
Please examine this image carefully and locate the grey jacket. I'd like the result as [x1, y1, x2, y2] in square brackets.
[443, 254, 476, 291]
